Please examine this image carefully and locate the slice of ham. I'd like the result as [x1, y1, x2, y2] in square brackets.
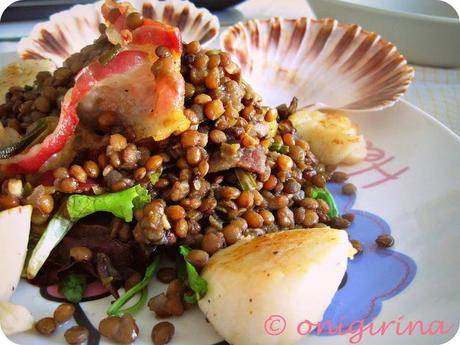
[209, 146, 267, 175]
[79, 0, 188, 141]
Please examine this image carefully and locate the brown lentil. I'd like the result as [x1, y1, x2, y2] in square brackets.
[69, 165, 87, 183]
[53, 303, 75, 324]
[0, 194, 19, 210]
[186, 147, 201, 166]
[152, 321, 175, 345]
[376, 234, 394, 248]
[223, 223, 242, 244]
[243, 210, 264, 228]
[303, 210, 319, 227]
[145, 155, 163, 171]
[209, 129, 226, 144]
[237, 190, 254, 208]
[342, 183, 357, 195]
[204, 99, 225, 120]
[221, 186, 241, 200]
[60, 178, 78, 193]
[174, 219, 189, 238]
[201, 232, 222, 254]
[70, 246, 93, 262]
[83, 160, 100, 178]
[64, 326, 89, 345]
[331, 171, 349, 183]
[35, 317, 57, 335]
[98, 315, 139, 344]
[342, 213, 355, 223]
[276, 207, 294, 228]
[157, 267, 177, 284]
[277, 155, 293, 171]
[126, 12, 144, 30]
[165, 205, 186, 221]
[350, 239, 363, 254]
[186, 249, 209, 269]
[312, 174, 327, 188]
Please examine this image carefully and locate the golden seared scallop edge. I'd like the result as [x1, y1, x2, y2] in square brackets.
[202, 228, 357, 274]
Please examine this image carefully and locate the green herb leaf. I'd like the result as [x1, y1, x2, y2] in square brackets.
[179, 246, 208, 303]
[311, 186, 339, 218]
[107, 254, 160, 316]
[183, 293, 197, 304]
[149, 172, 161, 186]
[235, 169, 257, 191]
[67, 185, 150, 222]
[268, 137, 289, 154]
[59, 273, 87, 303]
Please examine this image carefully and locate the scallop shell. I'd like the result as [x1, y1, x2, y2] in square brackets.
[17, 0, 219, 66]
[221, 17, 414, 112]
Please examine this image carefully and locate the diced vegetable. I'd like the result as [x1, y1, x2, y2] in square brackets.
[149, 172, 161, 185]
[269, 137, 289, 154]
[178, 246, 208, 304]
[311, 186, 339, 218]
[99, 44, 121, 65]
[67, 185, 151, 222]
[0, 205, 32, 300]
[235, 169, 257, 191]
[107, 254, 160, 316]
[59, 272, 87, 303]
[26, 202, 73, 279]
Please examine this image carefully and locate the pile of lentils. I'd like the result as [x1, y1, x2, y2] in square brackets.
[0, 21, 396, 344]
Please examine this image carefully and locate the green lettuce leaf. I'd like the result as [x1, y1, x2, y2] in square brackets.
[67, 185, 150, 222]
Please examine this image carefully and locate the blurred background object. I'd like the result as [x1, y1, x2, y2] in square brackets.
[307, 0, 460, 68]
[2, 0, 95, 21]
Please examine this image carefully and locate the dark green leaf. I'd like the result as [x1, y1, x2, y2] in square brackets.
[179, 246, 208, 303]
[59, 273, 87, 303]
[107, 254, 160, 316]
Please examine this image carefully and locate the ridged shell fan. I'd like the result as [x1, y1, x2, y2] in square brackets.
[18, 0, 219, 66]
[221, 17, 414, 112]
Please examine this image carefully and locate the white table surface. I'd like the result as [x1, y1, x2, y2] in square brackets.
[0, 0, 459, 136]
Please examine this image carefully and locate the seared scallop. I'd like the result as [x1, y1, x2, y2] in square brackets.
[199, 228, 356, 345]
[290, 110, 367, 165]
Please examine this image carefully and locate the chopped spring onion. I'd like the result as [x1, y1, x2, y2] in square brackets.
[99, 44, 121, 65]
[269, 137, 289, 154]
[311, 186, 339, 218]
[107, 254, 160, 316]
[0, 119, 48, 159]
[235, 169, 257, 191]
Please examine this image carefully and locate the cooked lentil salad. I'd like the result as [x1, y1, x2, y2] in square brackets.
[0, 1, 393, 343]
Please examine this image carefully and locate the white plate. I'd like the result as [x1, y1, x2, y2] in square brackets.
[1, 52, 460, 345]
